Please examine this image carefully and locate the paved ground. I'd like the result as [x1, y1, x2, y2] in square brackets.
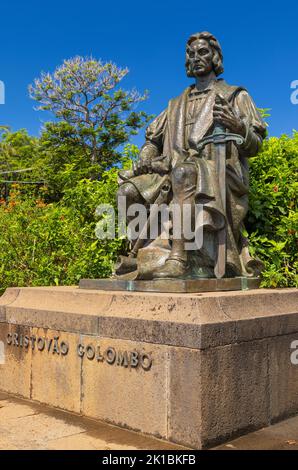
[0, 392, 185, 450]
[1, 392, 298, 450]
[214, 419, 298, 450]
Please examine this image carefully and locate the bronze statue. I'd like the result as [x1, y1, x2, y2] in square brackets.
[116, 31, 266, 281]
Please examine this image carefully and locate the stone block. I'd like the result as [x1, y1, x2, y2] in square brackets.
[80, 336, 168, 438]
[30, 328, 81, 413]
[268, 333, 298, 422]
[0, 323, 32, 397]
[168, 347, 202, 448]
[0, 286, 297, 448]
[199, 339, 270, 447]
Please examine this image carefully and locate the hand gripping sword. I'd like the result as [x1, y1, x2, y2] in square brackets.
[197, 124, 244, 278]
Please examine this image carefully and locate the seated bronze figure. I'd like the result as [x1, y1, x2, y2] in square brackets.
[116, 31, 266, 281]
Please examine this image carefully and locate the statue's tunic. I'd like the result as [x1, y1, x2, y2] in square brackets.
[119, 79, 266, 276]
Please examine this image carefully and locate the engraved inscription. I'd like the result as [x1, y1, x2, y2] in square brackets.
[6, 333, 152, 371]
[77, 342, 152, 371]
[6, 333, 69, 355]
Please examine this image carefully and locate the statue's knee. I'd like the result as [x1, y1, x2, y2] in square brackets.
[118, 183, 132, 198]
[117, 183, 139, 204]
[172, 163, 197, 187]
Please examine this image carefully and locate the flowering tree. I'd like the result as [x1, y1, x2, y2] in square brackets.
[29, 57, 150, 171]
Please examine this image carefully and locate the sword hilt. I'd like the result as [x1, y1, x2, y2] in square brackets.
[197, 125, 244, 151]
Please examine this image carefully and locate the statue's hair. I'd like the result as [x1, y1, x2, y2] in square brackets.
[185, 31, 224, 77]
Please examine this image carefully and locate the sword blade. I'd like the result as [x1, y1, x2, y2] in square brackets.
[214, 140, 226, 279]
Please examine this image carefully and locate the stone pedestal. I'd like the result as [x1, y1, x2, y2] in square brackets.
[0, 286, 297, 448]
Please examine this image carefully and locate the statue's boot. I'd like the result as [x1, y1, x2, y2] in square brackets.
[114, 255, 137, 275]
[152, 258, 188, 279]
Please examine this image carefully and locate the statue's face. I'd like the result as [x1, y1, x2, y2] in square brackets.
[187, 38, 213, 77]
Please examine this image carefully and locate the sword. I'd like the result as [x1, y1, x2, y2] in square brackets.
[197, 124, 244, 278]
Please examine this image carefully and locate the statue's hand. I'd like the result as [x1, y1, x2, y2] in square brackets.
[133, 155, 170, 176]
[213, 94, 246, 137]
[133, 156, 153, 175]
[151, 155, 171, 175]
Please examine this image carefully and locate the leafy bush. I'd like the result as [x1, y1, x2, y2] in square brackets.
[247, 132, 298, 287]
[0, 179, 125, 294]
[0, 128, 296, 292]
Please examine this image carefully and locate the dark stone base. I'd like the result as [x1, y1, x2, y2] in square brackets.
[79, 277, 261, 293]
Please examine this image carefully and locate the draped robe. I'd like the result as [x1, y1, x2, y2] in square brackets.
[119, 79, 266, 277]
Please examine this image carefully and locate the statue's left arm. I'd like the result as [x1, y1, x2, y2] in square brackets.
[133, 110, 169, 175]
[140, 110, 167, 161]
[233, 90, 267, 158]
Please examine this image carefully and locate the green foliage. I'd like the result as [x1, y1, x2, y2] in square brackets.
[0, 129, 44, 202]
[0, 56, 147, 292]
[0, 181, 125, 293]
[29, 56, 151, 173]
[0, 106, 297, 291]
[247, 132, 298, 287]
[0, 128, 39, 173]
[0, 125, 139, 203]
[258, 108, 271, 122]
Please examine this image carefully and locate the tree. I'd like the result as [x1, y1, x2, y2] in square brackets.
[0, 128, 42, 202]
[0, 128, 38, 173]
[29, 56, 150, 174]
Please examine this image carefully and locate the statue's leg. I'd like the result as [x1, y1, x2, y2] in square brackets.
[115, 183, 145, 276]
[117, 182, 147, 252]
[117, 182, 144, 223]
[153, 162, 197, 279]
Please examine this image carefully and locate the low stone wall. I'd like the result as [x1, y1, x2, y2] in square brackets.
[0, 286, 297, 448]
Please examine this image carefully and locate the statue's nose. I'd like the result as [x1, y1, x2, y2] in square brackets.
[193, 51, 203, 59]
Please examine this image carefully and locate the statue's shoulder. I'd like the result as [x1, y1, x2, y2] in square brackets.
[215, 79, 247, 101]
[168, 87, 191, 107]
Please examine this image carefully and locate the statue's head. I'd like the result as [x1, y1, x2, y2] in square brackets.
[185, 31, 224, 78]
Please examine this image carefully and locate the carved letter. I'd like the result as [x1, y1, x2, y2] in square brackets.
[86, 344, 95, 360]
[13, 333, 19, 346]
[52, 336, 60, 355]
[24, 336, 30, 348]
[117, 351, 129, 367]
[77, 344, 85, 357]
[37, 337, 45, 351]
[105, 347, 116, 364]
[46, 338, 53, 352]
[130, 351, 139, 368]
[30, 335, 37, 350]
[140, 353, 153, 371]
[96, 345, 104, 362]
[60, 341, 69, 356]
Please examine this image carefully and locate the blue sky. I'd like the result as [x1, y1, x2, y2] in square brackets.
[0, 0, 297, 146]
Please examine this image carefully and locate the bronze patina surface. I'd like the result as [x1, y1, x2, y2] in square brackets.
[79, 277, 261, 293]
[113, 31, 266, 284]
